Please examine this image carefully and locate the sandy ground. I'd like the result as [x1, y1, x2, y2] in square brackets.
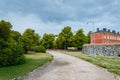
[20, 50, 119, 80]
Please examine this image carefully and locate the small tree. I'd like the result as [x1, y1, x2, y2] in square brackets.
[22, 28, 42, 53]
[74, 29, 87, 50]
[41, 33, 55, 49]
[56, 26, 73, 49]
[22, 28, 35, 52]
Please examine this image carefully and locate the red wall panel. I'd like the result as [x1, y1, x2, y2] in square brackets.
[91, 32, 120, 44]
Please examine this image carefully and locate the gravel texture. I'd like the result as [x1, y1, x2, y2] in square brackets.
[20, 50, 119, 80]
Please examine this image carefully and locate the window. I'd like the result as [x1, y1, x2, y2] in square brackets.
[110, 36, 112, 39]
[107, 36, 109, 39]
[112, 36, 113, 40]
[104, 35, 106, 39]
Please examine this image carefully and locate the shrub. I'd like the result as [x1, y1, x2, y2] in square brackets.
[34, 46, 46, 53]
[0, 39, 25, 67]
[0, 20, 25, 67]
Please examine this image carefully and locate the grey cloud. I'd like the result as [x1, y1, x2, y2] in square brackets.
[0, 0, 120, 35]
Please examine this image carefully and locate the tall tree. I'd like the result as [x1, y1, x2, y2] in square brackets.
[74, 29, 87, 50]
[41, 33, 55, 49]
[34, 33, 41, 46]
[0, 20, 12, 40]
[22, 28, 41, 53]
[0, 20, 25, 66]
[22, 28, 35, 52]
[56, 26, 73, 49]
[11, 30, 22, 42]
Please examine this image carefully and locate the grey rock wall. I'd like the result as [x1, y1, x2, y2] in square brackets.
[82, 44, 120, 56]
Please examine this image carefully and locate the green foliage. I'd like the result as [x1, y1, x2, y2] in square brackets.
[0, 53, 53, 80]
[56, 26, 73, 49]
[34, 46, 46, 53]
[41, 33, 55, 49]
[74, 29, 87, 49]
[34, 33, 41, 46]
[22, 28, 41, 53]
[22, 28, 35, 52]
[11, 30, 22, 42]
[0, 39, 25, 67]
[0, 20, 12, 40]
[0, 38, 7, 49]
[0, 20, 25, 67]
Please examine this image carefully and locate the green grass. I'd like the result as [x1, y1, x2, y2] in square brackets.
[0, 53, 53, 80]
[63, 51, 120, 75]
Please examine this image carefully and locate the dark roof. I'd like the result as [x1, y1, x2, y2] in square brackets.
[92, 28, 120, 35]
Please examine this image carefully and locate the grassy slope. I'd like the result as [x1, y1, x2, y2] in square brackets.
[0, 53, 53, 80]
[63, 51, 120, 75]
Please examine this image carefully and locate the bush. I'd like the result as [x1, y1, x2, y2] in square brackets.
[0, 20, 25, 67]
[0, 39, 25, 67]
[34, 46, 46, 53]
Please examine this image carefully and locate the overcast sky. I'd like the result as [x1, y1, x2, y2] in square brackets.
[0, 0, 120, 35]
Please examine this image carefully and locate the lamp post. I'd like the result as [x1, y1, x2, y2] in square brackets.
[86, 21, 96, 57]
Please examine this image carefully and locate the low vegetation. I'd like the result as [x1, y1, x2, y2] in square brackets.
[63, 51, 120, 75]
[34, 46, 46, 53]
[0, 53, 53, 80]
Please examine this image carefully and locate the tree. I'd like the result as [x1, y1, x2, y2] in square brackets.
[22, 28, 35, 52]
[0, 20, 25, 67]
[74, 29, 87, 50]
[41, 33, 55, 49]
[34, 33, 41, 46]
[87, 31, 92, 43]
[0, 20, 12, 40]
[22, 28, 41, 53]
[56, 26, 73, 49]
[11, 30, 22, 42]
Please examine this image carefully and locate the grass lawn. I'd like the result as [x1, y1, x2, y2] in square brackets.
[0, 52, 53, 80]
[63, 51, 120, 75]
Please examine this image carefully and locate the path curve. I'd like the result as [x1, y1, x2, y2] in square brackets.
[20, 50, 118, 80]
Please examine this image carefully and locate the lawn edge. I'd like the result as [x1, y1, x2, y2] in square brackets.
[18, 59, 52, 80]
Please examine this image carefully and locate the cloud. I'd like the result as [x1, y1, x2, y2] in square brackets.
[0, 0, 120, 35]
[0, 12, 94, 35]
[1, 12, 61, 35]
[1, 0, 118, 22]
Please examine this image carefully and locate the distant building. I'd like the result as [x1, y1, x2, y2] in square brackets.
[91, 28, 120, 44]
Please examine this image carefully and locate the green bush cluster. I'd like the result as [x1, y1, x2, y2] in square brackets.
[34, 46, 46, 53]
[0, 20, 25, 67]
[0, 39, 25, 67]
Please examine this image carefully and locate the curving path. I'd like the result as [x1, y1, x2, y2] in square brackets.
[20, 50, 118, 80]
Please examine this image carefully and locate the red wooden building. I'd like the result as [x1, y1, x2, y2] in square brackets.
[91, 28, 120, 44]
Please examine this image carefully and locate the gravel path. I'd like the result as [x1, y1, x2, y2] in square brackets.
[20, 50, 119, 80]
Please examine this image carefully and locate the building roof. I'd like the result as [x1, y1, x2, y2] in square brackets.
[92, 28, 120, 35]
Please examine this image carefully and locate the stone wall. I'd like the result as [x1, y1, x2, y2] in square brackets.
[82, 44, 120, 56]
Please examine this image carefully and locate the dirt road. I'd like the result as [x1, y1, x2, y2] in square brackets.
[20, 50, 118, 80]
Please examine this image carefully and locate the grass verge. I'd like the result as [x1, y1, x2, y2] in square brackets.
[63, 51, 120, 75]
[0, 52, 53, 80]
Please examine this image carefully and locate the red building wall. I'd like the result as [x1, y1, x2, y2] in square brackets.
[91, 32, 120, 44]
